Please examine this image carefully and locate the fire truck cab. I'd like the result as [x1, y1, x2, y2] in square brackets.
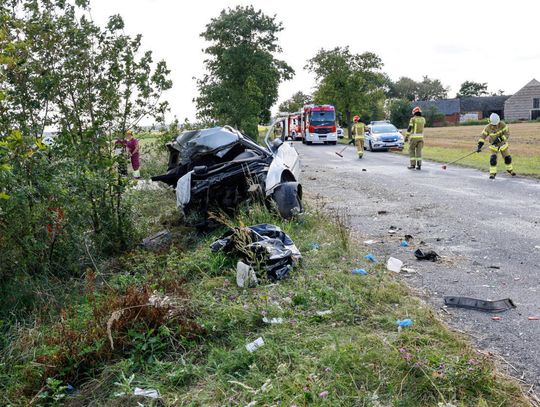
[301, 105, 337, 145]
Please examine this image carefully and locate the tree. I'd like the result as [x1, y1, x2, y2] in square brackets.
[278, 91, 312, 113]
[195, 6, 293, 138]
[457, 81, 489, 98]
[389, 76, 448, 101]
[306, 47, 385, 136]
[417, 76, 448, 100]
[0, 0, 171, 276]
[388, 99, 413, 129]
[388, 77, 418, 101]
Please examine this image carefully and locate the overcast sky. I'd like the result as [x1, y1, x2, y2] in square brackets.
[90, 0, 540, 123]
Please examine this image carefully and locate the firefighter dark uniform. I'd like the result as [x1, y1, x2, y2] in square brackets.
[406, 110, 426, 170]
[478, 119, 515, 179]
[353, 122, 365, 158]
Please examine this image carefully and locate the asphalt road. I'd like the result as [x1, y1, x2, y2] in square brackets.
[296, 141, 540, 388]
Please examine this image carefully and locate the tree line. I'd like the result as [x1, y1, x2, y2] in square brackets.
[193, 6, 503, 137]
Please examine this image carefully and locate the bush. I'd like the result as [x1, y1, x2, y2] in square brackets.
[460, 119, 489, 126]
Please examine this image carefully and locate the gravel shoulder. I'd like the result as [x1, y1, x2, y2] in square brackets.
[297, 141, 540, 390]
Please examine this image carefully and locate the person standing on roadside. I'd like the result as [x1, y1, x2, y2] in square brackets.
[405, 106, 426, 170]
[125, 130, 141, 179]
[348, 115, 366, 159]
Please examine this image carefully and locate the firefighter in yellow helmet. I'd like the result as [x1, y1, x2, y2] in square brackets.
[405, 106, 426, 170]
[348, 115, 365, 159]
[477, 113, 516, 179]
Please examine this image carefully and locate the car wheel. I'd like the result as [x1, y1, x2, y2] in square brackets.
[330, 141, 337, 145]
[306, 141, 312, 145]
[302, 138, 306, 144]
[272, 182, 302, 219]
[369, 141, 373, 151]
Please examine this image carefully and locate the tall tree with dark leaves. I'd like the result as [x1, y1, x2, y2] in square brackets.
[306, 47, 385, 136]
[195, 6, 294, 138]
[278, 91, 313, 113]
[456, 81, 489, 98]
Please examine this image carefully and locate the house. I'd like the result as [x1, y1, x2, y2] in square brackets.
[415, 98, 461, 124]
[459, 96, 510, 122]
[504, 79, 540, 121]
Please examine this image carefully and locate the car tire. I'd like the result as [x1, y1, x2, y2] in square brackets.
[302, 138, 306, 144]
[272, 182, 302, 219]
[329, 141, 337, 145]
[369, 141, 373, 151]
[306, 141, 312, 145]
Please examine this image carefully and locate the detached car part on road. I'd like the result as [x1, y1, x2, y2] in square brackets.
[151, 124, 302, 226]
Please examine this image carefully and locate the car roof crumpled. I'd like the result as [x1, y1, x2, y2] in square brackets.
[170, 126, 241, 162]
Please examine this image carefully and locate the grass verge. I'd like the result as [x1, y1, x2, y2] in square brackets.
[0, 190, 533, 406]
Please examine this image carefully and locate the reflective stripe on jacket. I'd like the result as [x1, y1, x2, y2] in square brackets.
[406, 116, 426, 137]
[479, 121, 509, 147]
[354, 123, 365, 139]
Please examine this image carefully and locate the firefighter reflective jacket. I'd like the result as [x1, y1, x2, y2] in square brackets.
[479, 121, 509, 149]
[406, 116, 426, 139]
[354, 123, 366, 139]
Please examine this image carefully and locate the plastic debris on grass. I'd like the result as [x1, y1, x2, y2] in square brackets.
[352, 268, 368, 275]
[400, 240, 409, 247]
[133, 388, 160, 399]
[316, 310, 332, 316]
[246, 337, 265, 353]
[263, 317, 284, 324]
[211, 224, 301, 282]
[236, 261, 258, 288]
[397, 319, 413, 328]
[364, 253, 377, 262]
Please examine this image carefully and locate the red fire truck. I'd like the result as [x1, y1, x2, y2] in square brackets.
[301, 105, 337, 145]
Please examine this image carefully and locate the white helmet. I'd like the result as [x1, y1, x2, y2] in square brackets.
[489, 113, 500, 125]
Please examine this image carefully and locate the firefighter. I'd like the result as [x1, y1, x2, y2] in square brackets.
[405, 106, 426, 170]
[348, 115, 365, 159]
[477, 113, 516, 179]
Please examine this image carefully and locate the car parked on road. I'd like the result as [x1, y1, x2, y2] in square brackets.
[336, 127, 344, 139]
[364, 121, 404, 152]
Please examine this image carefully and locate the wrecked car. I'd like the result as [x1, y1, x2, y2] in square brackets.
[151, 124, 302, 225]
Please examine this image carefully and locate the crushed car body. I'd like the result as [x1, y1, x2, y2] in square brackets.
[151, 124, 302, 225]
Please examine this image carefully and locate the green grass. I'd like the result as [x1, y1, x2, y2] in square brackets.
[0, 191, 531, 406]
[398, 146, 540, 178]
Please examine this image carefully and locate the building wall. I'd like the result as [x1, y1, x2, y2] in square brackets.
[445, 113, 460, 124]
[504, 82, 540, 121]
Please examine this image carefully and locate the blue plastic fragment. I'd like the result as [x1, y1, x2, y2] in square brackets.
[400, 241, 409, 247]
[352, 268, 368, 275]
[309, 242, 320, 250]
[364, 253, 377, 262]
[396, 319, 413, 328]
